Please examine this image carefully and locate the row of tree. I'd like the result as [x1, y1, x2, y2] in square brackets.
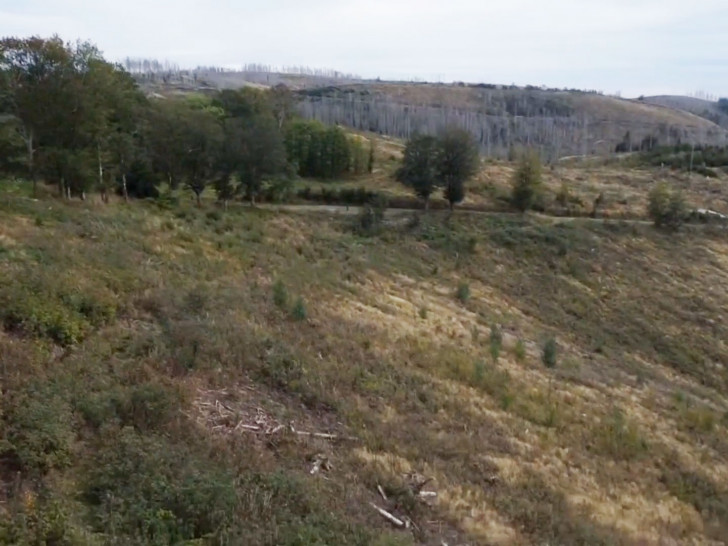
[0, 36, 374, 205]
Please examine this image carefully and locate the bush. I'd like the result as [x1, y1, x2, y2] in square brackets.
[356, 195, 388, 236]
[515, 339, 526, 362]
[511, 150, 543, 212]
[542, 337, 558, 369]
[273, 279, 288, 309]
[83, 428, 239, 544]
[647, 183, 686, 231]
[1, 384, 74, 474]
[455, 282, 470, 303]
[489, 324, 502, 363]
[592, 409, 648, 460]
[291, 297, 307, 321]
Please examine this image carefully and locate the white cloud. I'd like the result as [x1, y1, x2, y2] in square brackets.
[1, 0, 727, 97]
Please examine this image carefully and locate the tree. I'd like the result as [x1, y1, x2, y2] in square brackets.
[215, 89, 287, 205]
[235, 113, 287, 205]
[396, 135, 440, 210]
[437, 128, 479, 210]
[0, 36, 72, 195]
[647, 183, 686, 231]
[511, 149, 542, 212]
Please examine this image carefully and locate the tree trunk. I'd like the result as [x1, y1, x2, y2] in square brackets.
[195, 191, 202, 207]
[81, 191, 86, 201]
[97, 142, 104, 192]
[122, 173, 129, 203]
[424, 196, 430, 212]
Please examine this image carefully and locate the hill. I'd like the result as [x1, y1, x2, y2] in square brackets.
[298, 83, 728, 159]
[1, 179, 727, 544]
[131, 68, 728, 160]
[642, 96, 728, 129]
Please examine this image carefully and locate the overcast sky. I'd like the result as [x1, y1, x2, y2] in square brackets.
[2, 0, 727, 98]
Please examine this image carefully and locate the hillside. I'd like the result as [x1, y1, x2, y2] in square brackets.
[642, 96, 728, 130]
[298, 84, 728, 159]
[1, 179, 728, 545]
[131, 68, 728, 160]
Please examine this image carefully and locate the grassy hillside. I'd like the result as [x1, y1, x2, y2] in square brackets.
[1, 179, 728, 545]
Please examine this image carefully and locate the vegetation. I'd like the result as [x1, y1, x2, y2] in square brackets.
[2, 32, 728, 546]
[396, 129, 479, 210]
[511, 149, 543, 212]
[647, 183, 687, 231]
[0, 182, 727, 543]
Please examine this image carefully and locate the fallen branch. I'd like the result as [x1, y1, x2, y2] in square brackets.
[377, 484, 388, 501]
[294, 430, 358, 441]
[370, 502, 405, 527]
[419, 491, 437, 498]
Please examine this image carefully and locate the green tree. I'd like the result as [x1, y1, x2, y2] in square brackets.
[396, 134, 440, 210]
[437, 128, 480, 210]
[236, 113, 287, 205]
[511, 149, 543, 212]
[0, 36, 72, 195]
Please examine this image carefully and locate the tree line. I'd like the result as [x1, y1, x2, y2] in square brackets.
[297, 93, 728, 160]
[0, 36, 372, 204]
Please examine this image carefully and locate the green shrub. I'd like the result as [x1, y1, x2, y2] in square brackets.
[273, 279, 288, 309]
[456, 282, 470, 303]
[291, 297, 307, 321]
[489, 324, 503, 363]
[511, 150, 543, 212]
[83, 427, 239, 544]
[542, 337, 558, 369]
[592, 409, 648, 460]
[1, 384, 74, 474]
[647, 183, 686, 231]
[515, 339, 526, 362]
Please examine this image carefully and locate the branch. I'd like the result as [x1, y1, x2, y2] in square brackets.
[369, 503, 405, 527]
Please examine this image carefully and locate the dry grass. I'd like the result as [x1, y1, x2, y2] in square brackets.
[1, 178, 727, 544]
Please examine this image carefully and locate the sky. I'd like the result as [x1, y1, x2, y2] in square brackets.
[1, 0, 727, 98]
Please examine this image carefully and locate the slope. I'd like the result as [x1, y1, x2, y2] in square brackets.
[1, 181, 727, 545]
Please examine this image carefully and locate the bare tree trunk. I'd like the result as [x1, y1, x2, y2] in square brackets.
[122, 172, 129, 202]
[195, 191, 202, 207]
[97, 142, 104, 192]
[424, 195, 430, 212]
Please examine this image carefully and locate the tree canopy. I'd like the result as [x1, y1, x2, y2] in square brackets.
[396, 129, 480, 210]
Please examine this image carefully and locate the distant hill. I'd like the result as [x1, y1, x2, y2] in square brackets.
[642, 95, 728, 129]
[132, 67, 728, 159]
[298, 83, 728, 159]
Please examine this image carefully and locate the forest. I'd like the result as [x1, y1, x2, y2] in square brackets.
[0, 37, 370, 204]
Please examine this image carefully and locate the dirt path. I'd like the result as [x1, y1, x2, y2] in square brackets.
[257, 203, 653, 225]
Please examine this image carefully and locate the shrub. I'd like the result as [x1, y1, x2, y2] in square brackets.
[592, 409, 648, 460]
[489, 324, 503, 363]
[514, 339, 526, 362]
[291, 297, 307, 321]
[356, 195, 388, 236]
[511, 150, 543, 212]
[455, 282, 470, 303]
[1, 384, 74, 474]
[83, 428, 239, 543]
[542, 337, 558, 369]
[272, 279, 288, 309]
[647, 183, 687, 231]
